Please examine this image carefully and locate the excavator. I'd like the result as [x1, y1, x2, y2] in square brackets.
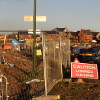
[0, 35, 11, 50]
[0, 35, 6, 44]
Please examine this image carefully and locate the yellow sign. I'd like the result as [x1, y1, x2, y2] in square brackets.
[24, 16, 46, 22]
[36, 49, 42, 56]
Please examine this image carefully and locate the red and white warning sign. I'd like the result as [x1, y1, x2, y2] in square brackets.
[71, 62, 98, 79]
[74, 58, 80, 63]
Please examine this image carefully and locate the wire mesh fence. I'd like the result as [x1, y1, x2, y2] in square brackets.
[43, 34, 70, 95]
[61, 37, 71, 68]
[0, 67, 45, 100]
[0, 73, 8, 100]
[0, 45, 44, 100]
[0, 33, 71, 100]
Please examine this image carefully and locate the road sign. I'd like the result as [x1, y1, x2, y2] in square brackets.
[36, 49, 42, 56]
[12, 40, 18, 46]
[71, 62, 98, 79]
[24, 16, 46, 22]
[74, 58, 80, 63]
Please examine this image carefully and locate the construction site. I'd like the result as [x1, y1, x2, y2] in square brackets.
[0, 32, 99, 100]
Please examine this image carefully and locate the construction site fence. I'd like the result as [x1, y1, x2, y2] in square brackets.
[42, 35, 71, 95]
[0, 35, 71, 100]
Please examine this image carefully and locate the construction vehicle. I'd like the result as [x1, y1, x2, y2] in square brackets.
[3, 43, 12, 50]
[0, 35, 11, 50]
[0, 35, 6, 44]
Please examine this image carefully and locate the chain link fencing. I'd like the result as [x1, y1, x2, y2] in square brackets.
[43, 34, 70, 95]
[0, 32, 71, 99]
[60, 37, 71, 70]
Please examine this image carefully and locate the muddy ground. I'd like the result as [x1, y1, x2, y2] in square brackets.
[49, 78, 100, 100]
[0, 48, 44, 100]
[0, 48, 100, 100]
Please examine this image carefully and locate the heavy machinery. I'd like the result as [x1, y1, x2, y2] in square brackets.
[0, 35, 6, 44]
[0, 35, 11, 50]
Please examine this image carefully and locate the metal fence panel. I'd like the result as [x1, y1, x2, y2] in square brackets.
[43, 35, 63, 95]
[61, 38, 71, 68]
[43, 35, 71, 95]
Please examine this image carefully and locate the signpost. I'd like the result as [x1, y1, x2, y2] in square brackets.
[24, 0, 47, 97]
[71, 62, 98, 79]
[33, 0, 37, 74]
[74, 58, 80, 63]
[24, 0, 46, 74]
[24, 16, 46, 22]
[73, 58, 83, 82]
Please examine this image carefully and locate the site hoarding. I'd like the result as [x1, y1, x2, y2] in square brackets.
[71, 62, 98, 79]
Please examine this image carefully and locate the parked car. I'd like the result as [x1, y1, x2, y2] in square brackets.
[94, 58, 100, 73]
[92, 46, 100, 65]
[94, 56, 100, 66]
[71, 47, 88, 62]
[71, 47, 97, 62]
[92, 46, 100, 53]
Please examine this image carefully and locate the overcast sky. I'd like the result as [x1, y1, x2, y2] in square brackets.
[0, 0, 100, 32]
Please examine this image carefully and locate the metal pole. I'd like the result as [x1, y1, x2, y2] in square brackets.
[1, 75, 8, 100]
[33, 0, 37, 73]
[42, 33, 47, 96]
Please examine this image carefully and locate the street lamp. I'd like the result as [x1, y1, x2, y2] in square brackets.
[33, 0, 37, 74]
